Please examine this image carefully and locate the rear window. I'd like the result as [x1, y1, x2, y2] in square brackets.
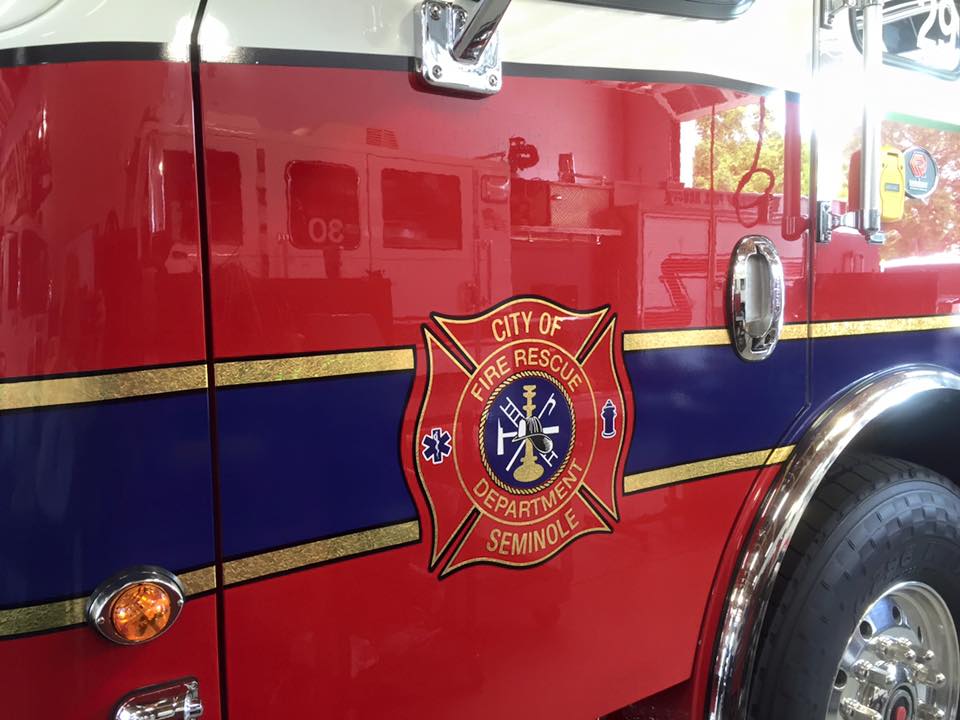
[381, 169, 463, 250]
[852, 0, 960, 79]
[554, 0, 753, 20]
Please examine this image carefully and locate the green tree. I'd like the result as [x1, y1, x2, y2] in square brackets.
[692, 102, 811, 198]
[881, 118, 960, 263]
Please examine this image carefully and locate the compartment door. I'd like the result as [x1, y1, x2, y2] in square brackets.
[197, 1, 811, 717]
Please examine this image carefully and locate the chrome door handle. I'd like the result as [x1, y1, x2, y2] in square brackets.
[114, 679, 203, 720]
[417, 0, 512, 95]
[728, 235, 785, 362]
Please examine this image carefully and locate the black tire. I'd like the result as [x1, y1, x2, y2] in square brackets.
[749, 453, 960, 719]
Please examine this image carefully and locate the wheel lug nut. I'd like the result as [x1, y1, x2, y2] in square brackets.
[920, 649, 936, 663]
[853, 660, 896, 688]
[841, 698, 883, 720]
[911, 661, 947, 687]
[872, 636, 917, 662]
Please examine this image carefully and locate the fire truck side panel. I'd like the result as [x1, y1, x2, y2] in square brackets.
[0, 2, 222, 717]
[198, 0, 810, 716]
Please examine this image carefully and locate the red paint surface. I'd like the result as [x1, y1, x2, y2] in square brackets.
[0, 61, 206, 379]
[199, 65, 808, 360]
[0, 59, 218, 717]
[200, 62, 810, 717]
[224, 469, 754, 720]
[0, 596, 221, 719]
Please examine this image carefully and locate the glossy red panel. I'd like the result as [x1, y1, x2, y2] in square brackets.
[0, 61, 206, 379]
[814, 118, 960, 321]
[224, 469, 752, 719]
[200, 64, 808, 360]
[0, 596, 221, 719]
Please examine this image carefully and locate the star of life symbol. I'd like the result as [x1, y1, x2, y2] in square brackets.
[410, 297, 628, 577]
[421, 428, 452, 465]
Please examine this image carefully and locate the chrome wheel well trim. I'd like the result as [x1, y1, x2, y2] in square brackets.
[708, 363, 960, 720]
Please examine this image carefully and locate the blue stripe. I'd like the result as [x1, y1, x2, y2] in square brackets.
[811, 327, 960, 411]
[0, 394, 214, 608]
[217, 372, 418, 559]
[624, 341, 806, 474]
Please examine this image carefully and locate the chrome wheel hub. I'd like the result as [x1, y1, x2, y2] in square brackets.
[827, 582, 960, 720]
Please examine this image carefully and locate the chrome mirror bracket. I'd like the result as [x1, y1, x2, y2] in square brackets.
[417, 0, 510, 96]
[821, 0, 885, 244]
[821, 0, 857, 29]
[817, 202, 886, 244]
[820, 0, 881, 29]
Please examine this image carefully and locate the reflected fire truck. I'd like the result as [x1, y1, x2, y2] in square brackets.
[5, 1, 960, 720]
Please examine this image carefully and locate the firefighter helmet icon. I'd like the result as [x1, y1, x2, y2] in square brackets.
[411, 297, 628, 576]
[481, 373, 573, 493]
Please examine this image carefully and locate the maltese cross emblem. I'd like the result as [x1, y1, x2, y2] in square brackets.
[410, 297, 627, 577]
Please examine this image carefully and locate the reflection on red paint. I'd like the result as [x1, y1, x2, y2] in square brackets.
[0, 62, 206, 379]
[200, 62, 810, 720]
[223, 470, 753, 720]
[201, 66, 809, 360]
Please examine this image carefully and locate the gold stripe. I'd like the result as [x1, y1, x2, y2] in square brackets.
[623, 315, 960, 352]
[623, 328, 730, 351]
[623, 324, 806, 352]
[810, 315, 960, 339]
[767, 445, 796, 464]
[0, 564, 217, 639]
[223, 521, 420, 586]
[179, 566, 218, 596]
[0, 365, 207, 412]
[0, 597, 87, 638]
[215, 348, 415, 387]
[624, 445, 795, 494]
[780, 324, 809, 341]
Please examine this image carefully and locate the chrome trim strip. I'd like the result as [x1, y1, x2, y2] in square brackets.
[709, 364, 960, 719]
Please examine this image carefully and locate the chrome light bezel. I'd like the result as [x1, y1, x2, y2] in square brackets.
[86, 565, 185, 645]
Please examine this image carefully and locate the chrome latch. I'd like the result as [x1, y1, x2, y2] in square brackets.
[821, 0, 881, 29]
[728, 235, 785, 362]
[817, 201, 885, 244]
[417, 0, 511, 95]
[114, 678, 203, 720]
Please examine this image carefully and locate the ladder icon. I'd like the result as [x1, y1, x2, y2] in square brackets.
[499, 397, 525, 428]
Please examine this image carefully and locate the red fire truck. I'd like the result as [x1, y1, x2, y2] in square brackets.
[3, 0, 960, 718]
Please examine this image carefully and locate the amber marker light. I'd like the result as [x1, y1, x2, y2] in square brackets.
[86, 566, 185, 645]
